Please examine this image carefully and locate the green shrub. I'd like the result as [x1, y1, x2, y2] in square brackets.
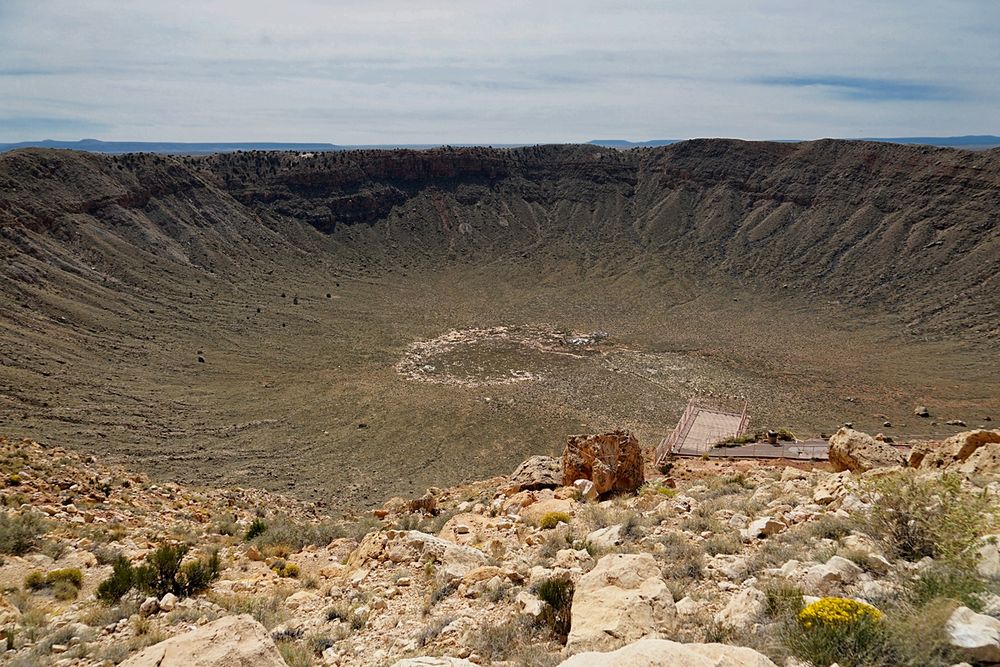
[245, 518, 268, 541]
[24, 571, 46, 590]
[539, 512, 572, 530]
[763, 581, 804, 619]
[96, 544, 220, 604]
[52, 579, 79, 601]
[863, 472, 996, 564]
[0, 511, 46, 555]
[97, 556, 137, 604]
[911, 562, 991, 610]
[533, 576, 574, 641]
[270, 560, 300, 578]
[46, 568, 83, 588]
[24, 568, 83, 596]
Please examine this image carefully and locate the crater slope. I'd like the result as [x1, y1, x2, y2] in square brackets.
[0, 140, 997, 509]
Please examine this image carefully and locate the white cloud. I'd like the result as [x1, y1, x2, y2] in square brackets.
[1, 0, 998, 142]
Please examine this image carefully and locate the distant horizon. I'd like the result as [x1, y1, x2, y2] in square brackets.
[2, 134, 1000, 154]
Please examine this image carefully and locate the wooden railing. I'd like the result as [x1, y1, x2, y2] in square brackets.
[655, 398, 699, 465]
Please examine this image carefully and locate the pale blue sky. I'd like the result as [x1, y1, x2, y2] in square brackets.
[1, 1, 997, 143]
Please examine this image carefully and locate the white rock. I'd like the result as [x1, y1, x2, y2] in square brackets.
[946, 606, 1000, 663]
[586, 524, 625, 550]
[159, 593, 178, 612]
[573, 479, 598, 502]
[741, 516, 786, 540]
[804, 555, 863, 591]
[557, 638, 777, 666]
[566, 553, 676, 654]
[120, 614, 286, 667]
[675, 596, 704, 616]
[714, 587, 766, 630]
[976, 535, 1000, 579]
[515, 591, 544, 617]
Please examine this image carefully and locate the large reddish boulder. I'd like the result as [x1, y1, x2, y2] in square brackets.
[562, 430, 644, 496]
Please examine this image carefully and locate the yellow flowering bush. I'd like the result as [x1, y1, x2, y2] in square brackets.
[787, 597, 888, 667]
[797, 597, 883, 630]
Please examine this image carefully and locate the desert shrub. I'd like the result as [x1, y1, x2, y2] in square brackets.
[210, 590, 289, 629]
[534, 576, 574, 641]
[52, 579, 79, 600]
[92, 544, 121, 565]
[658, 534, 704, 581]
[41, 539, 68, 560]
[539, 512, 571, 529]
[429, 579, 458, 605]
[270, 560, 300, 578]
[538, 530, 573, 560]
[472, 617, 534, 662]
[178, 550, 222, 594]
[26, 568, 83, 597]
[704, 534, 742, 556]
[0, 511, 46, 555]
[808, 515, 854, 541]
[416, 615, 455, 647]
[245, 517, 268, 540]
[784, 597, 887, 667]
[863, 472, 996, 564]
[97, 556, 136, 604]
[325, 601, 367, 630]
[276, 640, 313, 667]
[910, 561, 991, 610]
[763, 580, 804, 619]
[250, 516, 348, 550]
[96, 544, 220, 604]
[24, 571, 46, 590]
[639, 482, 677, 498]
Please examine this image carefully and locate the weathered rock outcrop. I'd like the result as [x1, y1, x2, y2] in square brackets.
[504, 455, 562, 493]
[347, 530, 488, 579]
[557, 638, 777, 667]
[827, 428, 905, 473]
[714, 587, 766, 630]
[911, 429, 1000, 474]
[562, 431, 644, 496]
[120, 615, 285, 667]
[566, 552, 675, 654]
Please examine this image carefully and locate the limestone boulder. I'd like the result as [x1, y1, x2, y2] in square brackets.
[946, 605, 1000, 663]
[562, 431, 644, 496]
[519, 498, 576, 526]
[803, 555, 863, 592]
[120, 614, 285, 667]
[566, 552, 675, 654]
[714, 587, 766, 630]
[557, 638, 777, 667]
[813, 470, 851, 505]
[977, 536, 1000, 579]
[913, 430, 1000, 473]
[741, 517, 786, 540]
[586, 524, 625, 550]
[351, 530, 488, 579]
[505, 455, 562, 493]
[828, 428, 905, 473]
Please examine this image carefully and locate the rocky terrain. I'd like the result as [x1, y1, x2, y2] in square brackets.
[3, 427, 1000, 666]
[0, 141, 998, 509]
